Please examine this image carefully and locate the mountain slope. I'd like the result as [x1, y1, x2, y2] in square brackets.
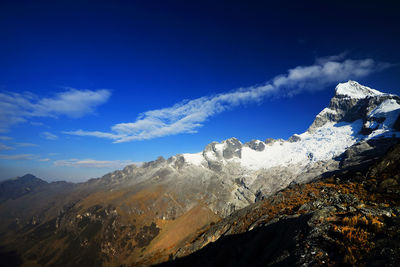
[159, 141, 400, 266]
[0, 174, 47, 203]
[0, 81, 399, 266]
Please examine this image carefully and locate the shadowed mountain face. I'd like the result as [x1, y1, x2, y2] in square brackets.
[0, 174, 48, 203]
[0, 81, 399, 266]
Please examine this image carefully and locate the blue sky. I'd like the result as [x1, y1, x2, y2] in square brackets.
[0, 0, 400, 182]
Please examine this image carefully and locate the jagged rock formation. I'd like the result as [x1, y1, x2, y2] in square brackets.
[0, 81, 399, 266]
[308, 81, 400, 133]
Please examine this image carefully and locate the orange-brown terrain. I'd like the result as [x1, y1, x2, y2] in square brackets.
[0, 178, 222, 266]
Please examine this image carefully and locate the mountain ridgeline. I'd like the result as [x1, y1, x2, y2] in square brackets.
[0, 81, 399, 266]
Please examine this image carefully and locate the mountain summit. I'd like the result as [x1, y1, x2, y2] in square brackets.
[335, 80, 384, 99]
[309, 80, 400, 133]
[0, 81, 399, 266]
[0, 174, 47, 202]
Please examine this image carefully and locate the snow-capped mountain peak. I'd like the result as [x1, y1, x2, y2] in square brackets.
[335, 80, 384, 99]
[41, 80, 394, 230]
[180, 81, 400, 176]
[94, 81, 400, 217]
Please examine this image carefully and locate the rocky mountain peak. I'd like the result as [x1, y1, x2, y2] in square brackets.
[202, 137, 242, 163]
[6, 173, 46, 183]
[221, 137, 242, 159]
[244, 139, 265, 151]
[0, 174, 48, 202]
[308, 81, 399, 133]
[172, 82, 400, 181]
[20, 173, 43, 181]
[334, 80, 383, 99]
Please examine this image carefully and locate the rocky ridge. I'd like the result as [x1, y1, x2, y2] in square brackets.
[159, 141, 400, 267]
[83, 80, 400, 219]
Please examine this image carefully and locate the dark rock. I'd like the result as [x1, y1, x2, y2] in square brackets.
[207, 161, 223, 172]
[134, 222, 160, 248]
[288, 134, 301, 143]
[264, 138, 284, 145]
[142, 156, 166, 168]
[393, 114, 400, 131]
[244, 140, 265, 151]
[222, 138, 242, 159]
[378, 179, 398, 192]
[173, 155, 186, 169]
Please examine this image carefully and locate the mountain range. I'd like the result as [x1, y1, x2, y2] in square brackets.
[0, 80, 399, 266]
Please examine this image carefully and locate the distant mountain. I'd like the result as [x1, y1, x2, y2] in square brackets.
[0, 81, 399, 266]
[0, 174, 47, 203]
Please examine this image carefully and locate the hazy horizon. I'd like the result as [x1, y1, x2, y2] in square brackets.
[1, 1, 400, 182]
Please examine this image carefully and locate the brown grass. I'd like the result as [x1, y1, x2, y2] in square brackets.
[330, 214, 384, 265]
[148, 204, 220, 254]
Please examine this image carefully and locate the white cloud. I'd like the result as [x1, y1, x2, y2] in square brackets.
[64, 86, 275, 143]
[0, 154, 35, 160]
[0, 136, 12, 141]
[0, 143, 14, 150]
[272, 58, 391, 96]
[64, 55, 392, 143]
[0, 88, 111, 132]
[41, 131, 58, 140]
[54, 158, 137, 168]
[315, 51, 349, 64]
[38, 158, 50, 162]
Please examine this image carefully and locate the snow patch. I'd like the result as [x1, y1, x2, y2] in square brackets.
[318, 107, 337, 116]
[369, 99, 400, 119]
[183, 152, 205, 166]
[240, 120, 363, 170]
[179, 82, 399, 172]
[366, 99, 400, 138]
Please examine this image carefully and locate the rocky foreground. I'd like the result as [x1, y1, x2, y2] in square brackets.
[157, 141, 400, 267]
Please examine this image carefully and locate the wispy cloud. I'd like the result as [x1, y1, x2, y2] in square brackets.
[64, 55, 392, 143]
[0, 88, 111, 132]
[14, 142, 39, 147]
[54, 158, 137, 168]
[0, 154, 35, 160]
[314, 51, 349, 64]
[0, 136, 12, 141]
[0, 143, 14, 150]
[30, 122, 45, 126]
[41, 131, 58, 140]
[271, 57, 391, 96]
[0, 153, 51, 162]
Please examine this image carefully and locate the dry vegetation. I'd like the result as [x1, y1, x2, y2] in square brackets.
[330, 214, 384, 265]
[173, 150, 400, 266]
